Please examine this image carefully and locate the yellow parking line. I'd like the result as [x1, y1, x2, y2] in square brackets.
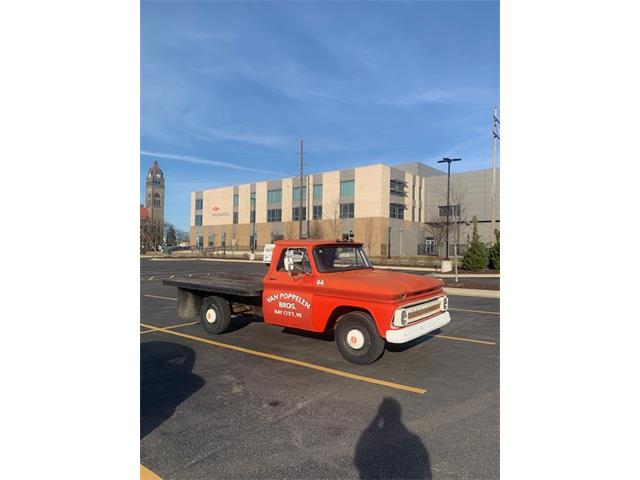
[449, 308, 500, 316]
[165, 321, 199, 330]
[140, 464, 162, 480]
[143, 294, 177, 301]
[140, 321, 198, 334]
[429, 333, 497, 346]
[148, 276, 154, 280]
[140, 323, 427, 395]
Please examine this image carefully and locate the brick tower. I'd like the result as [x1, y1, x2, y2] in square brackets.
[145, 160, 165, 246]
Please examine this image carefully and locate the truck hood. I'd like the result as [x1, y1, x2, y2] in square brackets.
[318, 269, 443, 303]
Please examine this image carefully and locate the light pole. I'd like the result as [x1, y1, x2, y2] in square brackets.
[387, 226, 392, 259]
[437, 157, 461, 259]
[250, 196, 256, 253]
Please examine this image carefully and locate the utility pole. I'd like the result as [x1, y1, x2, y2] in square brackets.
[491, 107, 500, 243]
[299, 138, 304, 240]
[437, 157, 461, 260]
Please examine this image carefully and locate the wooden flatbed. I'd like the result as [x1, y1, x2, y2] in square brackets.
[163, 273, 264, 320]
[163, 273, 263, 296]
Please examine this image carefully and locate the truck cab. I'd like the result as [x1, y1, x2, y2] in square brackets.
[262, 240, 450, 364]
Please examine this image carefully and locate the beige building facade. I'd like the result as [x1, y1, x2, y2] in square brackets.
[190, 162, 500, 257]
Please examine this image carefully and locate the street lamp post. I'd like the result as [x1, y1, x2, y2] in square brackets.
[437, 157, 461, 260]
[387, 226, 392, 259]
[250, 197, 256, 253]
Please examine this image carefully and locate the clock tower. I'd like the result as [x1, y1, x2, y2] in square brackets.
[145, 161, 165, 246]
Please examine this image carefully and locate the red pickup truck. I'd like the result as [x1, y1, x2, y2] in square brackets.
[164, 240, 450, 364]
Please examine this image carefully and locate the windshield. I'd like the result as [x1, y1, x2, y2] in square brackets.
[313, 245, 373, 273]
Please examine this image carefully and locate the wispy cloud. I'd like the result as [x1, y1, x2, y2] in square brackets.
[140, 150, 285, 176]
[180, 119, 292, 149]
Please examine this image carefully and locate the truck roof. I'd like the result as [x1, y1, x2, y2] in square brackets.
[274, 239, 363, 247]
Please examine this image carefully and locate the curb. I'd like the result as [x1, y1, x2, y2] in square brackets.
[373, 265, 438, 272]
[444, 287, 500, 299]
[200, 257, 262, 263]
[435, 273, 500, 278]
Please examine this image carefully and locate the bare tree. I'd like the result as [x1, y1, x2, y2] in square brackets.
[425, 179, 468, 257]
[361, 217, 376, 255]
[308, 220, 323, 239]
[284, 221, 298, 240]
[326, 199, 342, 241]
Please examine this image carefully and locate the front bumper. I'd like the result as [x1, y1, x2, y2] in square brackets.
[385, 311, 451, 344]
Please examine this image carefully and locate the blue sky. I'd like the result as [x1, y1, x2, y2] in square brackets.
[141, 1, 499, 231]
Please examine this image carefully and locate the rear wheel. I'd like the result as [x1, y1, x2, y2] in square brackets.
[335, 311, 385, 364]
[199, 296, 231, 335]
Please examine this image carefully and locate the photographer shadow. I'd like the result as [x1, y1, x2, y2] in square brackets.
[355, 397, 431, 479]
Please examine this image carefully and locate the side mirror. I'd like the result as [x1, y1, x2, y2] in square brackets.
[284, 256, 294, 273]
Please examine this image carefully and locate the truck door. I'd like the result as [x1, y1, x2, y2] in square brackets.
[262, 247, 315, 330]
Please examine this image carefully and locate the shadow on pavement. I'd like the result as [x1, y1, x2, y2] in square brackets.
[355, 397, 431, 479]
[141, 341, 205, 439]
[224, 314, 262, 333]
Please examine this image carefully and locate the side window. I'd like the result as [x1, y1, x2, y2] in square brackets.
[276, 248, 311, 273]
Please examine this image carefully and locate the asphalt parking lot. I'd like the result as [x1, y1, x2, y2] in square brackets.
[140, 258, 499, 480]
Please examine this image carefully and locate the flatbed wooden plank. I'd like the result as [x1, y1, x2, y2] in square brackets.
[163, 273, 263, 297]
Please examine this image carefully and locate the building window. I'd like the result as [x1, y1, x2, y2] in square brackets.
[267, 209, 282, 222]
[292, 207, 307, 221]
[412, 206, 415, 222]
[340, 180, 355, 197]
[197, 236, 204, 248]
[340, 203, 354, 219]
[412, 184, 415, 199]
[195, 214, 203, 226]
[439, 205, 460, 217]
[208, 234, 213, 247]
[425, 237, 437, 256]
[292, 186, 307, 202]
[390, 203, 405, 219]
[195, 199, 203, 210]
[267, 189, 282, 204]
[313, 205, 322, 220]
[233, 212, 238, 224]
[250, 211, 256, 223]
[419, 186, 422, 202]
[233, 194, 239, 208]
[390, 179, 407, 196]
[313, 184, 323, 199]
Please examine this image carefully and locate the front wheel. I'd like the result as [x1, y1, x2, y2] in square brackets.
[335, 311, 385, 364]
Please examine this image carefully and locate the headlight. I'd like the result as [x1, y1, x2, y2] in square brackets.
[400, 310, 408, 326]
